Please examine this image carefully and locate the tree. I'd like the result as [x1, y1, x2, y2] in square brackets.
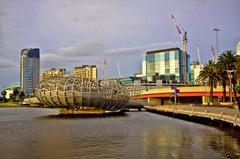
[1, 90, 7, 102]
[13, 88, 20, 102]
[235, 55, 240, 96]
[218, 50, 237, 102]
[18, 91, 26, 102]
[9, 93, 14, 102]
[216, 60, 228, 102]
[196, 60, 219, 104]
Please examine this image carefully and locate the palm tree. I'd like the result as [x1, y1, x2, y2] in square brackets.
[235, 55, 240, 94]
[1, 90, 7, 103]
[196, 60, 219, 104]
[18, 91, 26, 102]
[218, 50, 237, 102]
[13, 88, 19, 102]
[216, 62, 227, 102]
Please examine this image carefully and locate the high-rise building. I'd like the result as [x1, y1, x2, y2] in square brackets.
[20, 48, 40, 95]
[236, 42, 240, 55]
[73, 65, 97, 79]
[142, 47, 190, 83]
[40, 68, 67, 80]
[190, 61, 203, 85]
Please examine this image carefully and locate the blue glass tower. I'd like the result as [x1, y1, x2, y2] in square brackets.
[20, 48, 40, 95]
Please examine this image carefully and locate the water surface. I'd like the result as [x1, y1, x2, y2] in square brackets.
[0, 108, 239, 159]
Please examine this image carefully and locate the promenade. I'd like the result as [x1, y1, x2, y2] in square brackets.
[145, 105, 240, 128]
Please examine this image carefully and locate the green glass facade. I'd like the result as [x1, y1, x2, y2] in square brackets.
[143, 48, 190, 83]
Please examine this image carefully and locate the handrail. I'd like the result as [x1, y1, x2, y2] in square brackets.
[145, 106, 240, 127]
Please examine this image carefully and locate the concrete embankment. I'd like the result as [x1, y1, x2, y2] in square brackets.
[145, 105, 240, 129]
[0, 102, 19, 107]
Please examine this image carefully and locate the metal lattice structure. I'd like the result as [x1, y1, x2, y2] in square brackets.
[35, 76, 129, 111]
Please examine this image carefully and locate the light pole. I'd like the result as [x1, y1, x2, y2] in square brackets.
[213, 28, 220, 59]
[204, 80, 209, 105]
[225, 70, 236, 105]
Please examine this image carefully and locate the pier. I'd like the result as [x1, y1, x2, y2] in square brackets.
[145, 105, 240, 128]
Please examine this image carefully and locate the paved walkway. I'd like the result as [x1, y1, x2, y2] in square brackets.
[145, 105, 240, 127]
[152, 105, 240, 117]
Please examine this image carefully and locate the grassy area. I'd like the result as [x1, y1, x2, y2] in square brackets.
[0, 102, 19, 107]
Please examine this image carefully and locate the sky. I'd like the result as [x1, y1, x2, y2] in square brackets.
[0, 0, 240, 89]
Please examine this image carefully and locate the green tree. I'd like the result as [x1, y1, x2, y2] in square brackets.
[13, 88, 19, 102]
[196, 60, 219, 104]
[18, 91, 26, 102]
[218, 50, 237, 102]
[216, 60, 228, 102]
[1, 90, 7, 102]
[235, 55, 240, 95]
[9, 93, 14, 102]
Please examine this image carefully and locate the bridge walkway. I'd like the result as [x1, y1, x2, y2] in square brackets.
[145, 105, 240, 127]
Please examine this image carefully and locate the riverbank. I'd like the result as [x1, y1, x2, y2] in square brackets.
[0, 102, 19, 107]
[145, 105, 240, 129]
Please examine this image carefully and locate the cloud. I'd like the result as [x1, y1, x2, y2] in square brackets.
[0, 57, 18, 69]
[183, 0, 215, 7]
[58, 41, 107, 57]
[39, 40, 180, 73]
[106, 41, 180, 56]
[57, 40, 180, 57]
[1, 0, 239, 88]
[231, 32, 240, 38]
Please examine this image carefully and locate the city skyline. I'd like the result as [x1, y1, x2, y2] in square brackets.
[0, 0, 240, 88]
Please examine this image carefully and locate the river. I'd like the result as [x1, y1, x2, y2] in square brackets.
[0, 107, 239, 159]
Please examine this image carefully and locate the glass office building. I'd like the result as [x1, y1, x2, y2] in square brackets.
[142, 48, 190, 83]
[237, 41, 240, 55]
[190, 61, 203, 85]
[20, 48, 40, 95]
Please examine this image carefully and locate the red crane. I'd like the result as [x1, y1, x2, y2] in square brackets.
[170, 14, 188, 83]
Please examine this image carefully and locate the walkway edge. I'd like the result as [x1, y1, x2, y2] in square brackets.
[145, 106, 240, 128]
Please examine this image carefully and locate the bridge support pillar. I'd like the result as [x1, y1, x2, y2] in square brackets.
[202, 96, 210, 105]
[147, 97, 161, 105]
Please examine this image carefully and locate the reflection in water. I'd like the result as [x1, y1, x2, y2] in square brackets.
[207, 130, 240, 159]
[0, 108, 239, 159]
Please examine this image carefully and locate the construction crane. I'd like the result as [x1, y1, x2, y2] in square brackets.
[116, 62, 122, 78]
[196, 45, 201, 64]
[211, 46, 215, 61]
[196, 45, 204, 70]
[170, 14, 188, 83]
[103, 59, 109, 80]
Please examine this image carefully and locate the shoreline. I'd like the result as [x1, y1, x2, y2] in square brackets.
[0, 102, 20, 107]
[145, 105, 240, 130]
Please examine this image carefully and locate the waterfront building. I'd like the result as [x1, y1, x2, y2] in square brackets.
[73, 65, 97, 79]
[20, 48, 40, 95]
[134, 72, 144, 78]
[237, 41, 240, 55]
[40, 68, 66, 80]
[142, 47, 190, 83]
[190, 61, 203, 85]
[3, 83, 20, 99]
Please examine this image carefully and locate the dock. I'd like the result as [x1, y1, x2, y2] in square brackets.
[145, 105, 240, 128]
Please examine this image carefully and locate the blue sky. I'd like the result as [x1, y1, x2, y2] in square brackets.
[0, 0, 240, 89]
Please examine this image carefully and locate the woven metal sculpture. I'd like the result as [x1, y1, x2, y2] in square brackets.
[35, 76, 129, 111]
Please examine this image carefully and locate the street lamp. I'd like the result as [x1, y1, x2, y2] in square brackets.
[213, 28, 220, 59]
[204, 79, 209, 105]
[225, 70, 236, 104]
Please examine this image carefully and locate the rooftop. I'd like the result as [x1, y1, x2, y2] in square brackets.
[146, 47, 181, 55]
[74, 65, 96, 69]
